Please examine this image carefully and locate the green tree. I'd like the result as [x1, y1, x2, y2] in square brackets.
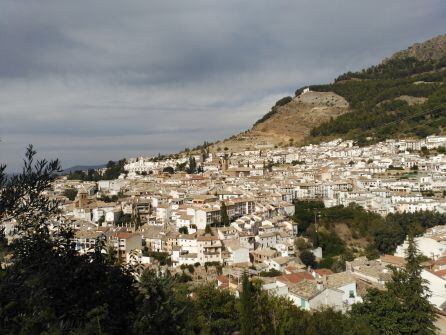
[98, 214, 105, 226]
[239, 272, 254, 335]
[186, 156, 197, 174]
[373, 222, 405, 254]
[191, 284, 239, 334]
[0, 146, 137, 334]
[259, 268, 282, 277]
[293, 200, 325, 234]
[300, 249, 316, 268]
[220, 202, 230, 226]
[313, 230, 345, 257]
[295, 237, 311, 251]
[133, 270, 186, 335]
[67, 169, 101, 181]
[63, 187, 78, 201]
[351, 233, 437, 334]
[103, 159, 126, 180]
[163, 166, 175, 174]
[178, 226, 188, 234]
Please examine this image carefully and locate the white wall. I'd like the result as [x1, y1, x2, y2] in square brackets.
[310, 289, 345, 311]
[337, 282, 358, 305]
[288, 293, 309, 310]
[422, 269, 446, 309]
[395, 237, 446, 260]
[230, 247, 250, 264]
[195, 210, 207, 230]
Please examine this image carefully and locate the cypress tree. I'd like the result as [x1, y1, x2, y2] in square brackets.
[220, 202, 230, 226]
[239, 272, 254, 335]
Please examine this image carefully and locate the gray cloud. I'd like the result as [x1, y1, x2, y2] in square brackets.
[1, 0, 445, 171]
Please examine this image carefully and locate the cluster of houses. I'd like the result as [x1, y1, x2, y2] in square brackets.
[4, 135, 446, 312]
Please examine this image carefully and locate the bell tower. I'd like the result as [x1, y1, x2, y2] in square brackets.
[76, 187, 88, 208]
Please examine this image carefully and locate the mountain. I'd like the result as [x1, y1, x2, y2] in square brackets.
[387, 34, 446, 62]
[211, 34, 446, 151]
[309, 34, 446, 144]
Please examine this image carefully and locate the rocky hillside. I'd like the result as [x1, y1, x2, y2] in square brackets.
[309, 34, 446, 144]
[253, 91, 349, 141]
[210, 90, 351, 152]
[387, 34, 446, 62]
[208, 90, 349, 152]
[210, 33, 446, 152]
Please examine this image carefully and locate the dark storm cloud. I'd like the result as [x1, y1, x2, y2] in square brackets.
[1, 0, 446, 170]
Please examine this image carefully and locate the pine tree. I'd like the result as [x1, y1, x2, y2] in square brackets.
[386, 233, 437, 334]
[351, 231, 437, 334]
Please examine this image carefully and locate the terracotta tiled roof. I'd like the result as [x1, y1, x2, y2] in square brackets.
[217, 275, 229, 284]
[433, 269, 446, 278]
[435, 256, 446, 266]
[314, 268, 333, 276]
[277, 272, 314, 284]
[115, 232, 134, 239]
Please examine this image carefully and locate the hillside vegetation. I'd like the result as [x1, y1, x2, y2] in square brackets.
[211, 34, 446, 151]
[307, 35, 446, 144]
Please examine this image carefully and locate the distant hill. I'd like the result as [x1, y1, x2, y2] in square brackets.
[61, 164, 106, 175]
[211, 34, 446, 151]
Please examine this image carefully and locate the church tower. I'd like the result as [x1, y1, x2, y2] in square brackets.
[76, 187, 88, 208]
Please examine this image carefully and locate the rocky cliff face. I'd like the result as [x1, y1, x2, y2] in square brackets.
[386, 34, 446, 62]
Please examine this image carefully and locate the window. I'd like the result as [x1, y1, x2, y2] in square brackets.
[300, 298, 306, 308]
[349, 290, 355, 298]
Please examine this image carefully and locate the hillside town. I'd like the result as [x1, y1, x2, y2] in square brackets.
[4, 135, 446, 314]
[2, 3, 446, 332]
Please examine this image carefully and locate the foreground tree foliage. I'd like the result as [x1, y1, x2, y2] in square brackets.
[0, 148, 439, 334]
[0, 146, 137, 334]
[238, 273, 373, 335]
[351, 233, 437, 335]
[133, 270, 187, 335]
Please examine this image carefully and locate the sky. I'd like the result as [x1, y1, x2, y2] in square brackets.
[1, 1, 445, 172]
